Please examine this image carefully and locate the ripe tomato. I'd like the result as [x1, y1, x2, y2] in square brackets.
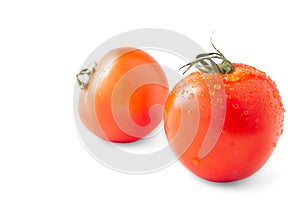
[77, 47, 168, 143]
[164, 50, 285, 182]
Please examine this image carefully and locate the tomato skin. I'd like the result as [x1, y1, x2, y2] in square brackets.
[79, 47, 168, 143]
[164, 63, 284, 182]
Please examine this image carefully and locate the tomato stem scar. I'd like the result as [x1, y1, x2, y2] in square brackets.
[76, 62, 97, 89]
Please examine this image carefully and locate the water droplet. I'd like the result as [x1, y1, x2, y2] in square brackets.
[181, 89, 185, 94]
[199, 93, 204, 98]
[243, 110, 249, 115]
[224, 83, 230, 88]
[234, 93, 240, 99]
[269, 121, 273, 126]
[188, 93, 194, 100]
[213, 84, 221, 90]
[264, 108, 268, 113]
[226, 94, 232, 99]
[192, 158, 199, 165]
[269, 102, 274, 108]
[229, 87, 234, 91]
[253, 87, 257, 92]
[242, 97, 248, 102]
[187, 109, 192, 115]
[272, 142, 277, 148]
[249, 92, 254, 97]
[280, 102, 283, 108]
[200, 106, 205, 111]
[217, 98, 223, 103]
[228, 74, 240, 82]
[209, 90, 215, 96]
[232, 103, 240, 109]
[223, 76, 228, 82]
[267, 91, 271, 97]
[255, 118, 260, 123]
[273, 91, 278, 98]
[280, 128, 283, 135]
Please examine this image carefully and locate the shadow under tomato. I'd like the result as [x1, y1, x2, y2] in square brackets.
[182, 158, 281, 190]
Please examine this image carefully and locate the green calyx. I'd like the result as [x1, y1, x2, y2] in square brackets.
[179, 36, 235, 75]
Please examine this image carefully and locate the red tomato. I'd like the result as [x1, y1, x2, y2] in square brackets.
[77, 47, 168, 143]
[164, 60, 284, 182]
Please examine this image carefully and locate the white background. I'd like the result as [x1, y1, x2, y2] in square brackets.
[1, 0, 299, 199]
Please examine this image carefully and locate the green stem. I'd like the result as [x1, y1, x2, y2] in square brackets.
[179, 36, 235, 75]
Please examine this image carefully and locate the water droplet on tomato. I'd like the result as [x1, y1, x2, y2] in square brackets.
[234, 93, 240, 99]
[213, 84, 221, 90]
[280, 128, 283, 135]
[232, 103, 240, 109]
[192, 158, 199, 165]
[269, 121, 273, 126]
[243, 110, 249, 115]
[209, 90, 215, 96]
[272, 142, 277, 148]
[242, 97, 248, 102]
[273, 91, 278, 98]
[187, 109, 192, 115]
[280, 102, 283, 107]
[199, 93, 204, 98]
[217, 98, 223, 103]
[188, 93, 194, 100]
[228, 74, 240, 82]
[224, 83, 230, 88]
[255, 118, 260, 123]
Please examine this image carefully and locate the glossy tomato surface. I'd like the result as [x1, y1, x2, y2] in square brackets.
[164, 63, 284, 182]
[79, 47, 168, 143]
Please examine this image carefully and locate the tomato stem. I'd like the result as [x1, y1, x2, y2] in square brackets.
[179, 35, 234, 75]
[76, 62, 97, 89]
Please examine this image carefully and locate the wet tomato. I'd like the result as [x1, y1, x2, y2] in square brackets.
[164, 47, 285, 182]
[77, 47, 168, 143]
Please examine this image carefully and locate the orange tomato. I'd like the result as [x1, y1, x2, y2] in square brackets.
[78, 47, 168, 142]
